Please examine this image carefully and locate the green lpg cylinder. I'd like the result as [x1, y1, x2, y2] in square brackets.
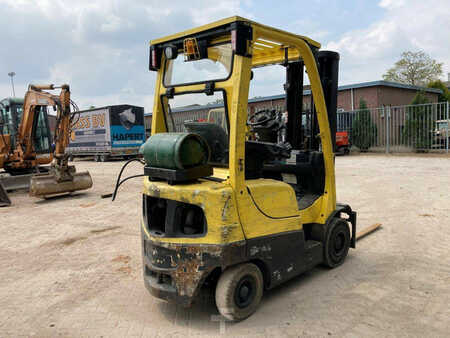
[140, 133, 210, 169]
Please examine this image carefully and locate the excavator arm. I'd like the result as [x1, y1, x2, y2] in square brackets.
[22, 84, 93, 197]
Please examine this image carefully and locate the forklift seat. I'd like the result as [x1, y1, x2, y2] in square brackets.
[262, 151, 325, 209]
[245, 141, 291, 179]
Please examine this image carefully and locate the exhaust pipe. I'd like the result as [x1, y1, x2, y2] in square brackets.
[30, 171, 93, 197]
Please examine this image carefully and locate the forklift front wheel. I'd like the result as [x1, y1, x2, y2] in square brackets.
[324, 218, 350, 268]
[215, 263, 263, 321]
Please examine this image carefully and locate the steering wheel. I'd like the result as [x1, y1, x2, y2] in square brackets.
[247, 109, 276, 127]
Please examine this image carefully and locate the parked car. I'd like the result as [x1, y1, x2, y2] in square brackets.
[432, 119, 449, 149]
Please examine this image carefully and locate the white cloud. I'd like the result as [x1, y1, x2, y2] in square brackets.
[1, 0, 448, 113]
[378, 0, 406, 9]
[0, 0, 251, 110]
[325, 0, 450, 84]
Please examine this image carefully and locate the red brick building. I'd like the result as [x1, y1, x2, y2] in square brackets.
[144, 80, 441, 133]
[247, 80, 440, 113]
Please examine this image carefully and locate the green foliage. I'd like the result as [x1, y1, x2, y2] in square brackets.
[383, 51, 443, 86]
[351, 98, 377, 151]
[402, 91, 431, 151]
[427, 80, 450, 102]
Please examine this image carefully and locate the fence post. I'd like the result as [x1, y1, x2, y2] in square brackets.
[447, 101, 449, 154]
[385, 106, 390, 154]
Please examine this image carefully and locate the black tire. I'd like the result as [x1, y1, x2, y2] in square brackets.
[68, 155, 74, 162]
[94, 155, 100, 162]
[215, 263, 263, 321]
[324, 218, 350, 268]
[100, 154, 108, 162]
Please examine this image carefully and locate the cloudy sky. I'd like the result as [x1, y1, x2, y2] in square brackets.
[1, 0, 449, 111]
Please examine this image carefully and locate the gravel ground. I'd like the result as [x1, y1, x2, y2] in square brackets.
[0, 154, 449, 337]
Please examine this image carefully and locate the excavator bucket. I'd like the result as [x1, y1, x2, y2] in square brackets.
[29, 171, 93, 197]
[0, 181, 11, 207]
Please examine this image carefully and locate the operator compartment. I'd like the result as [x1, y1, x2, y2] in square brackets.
[244, 48, 340, 211]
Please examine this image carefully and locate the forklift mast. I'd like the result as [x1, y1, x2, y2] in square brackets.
[285, 51, 339, 151]
[285, 51, 339, 152]
[317, 51, 340, 152]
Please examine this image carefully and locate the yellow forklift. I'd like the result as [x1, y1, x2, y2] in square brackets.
[139, 17, 356, 321]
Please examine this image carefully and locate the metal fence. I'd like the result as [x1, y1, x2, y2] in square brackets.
[161, 101, 449, 153]
[250, 101, 449, 153]
[337, 102, 449, 153]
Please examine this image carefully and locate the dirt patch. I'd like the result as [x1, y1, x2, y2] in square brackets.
[1, 156, 450, 337]
[112, 255, 131, 264]
[90, 225, 121, 234]
[60, 236, 88, 246]
[116, 266, 132, 275]
[79, 202, 96, 208]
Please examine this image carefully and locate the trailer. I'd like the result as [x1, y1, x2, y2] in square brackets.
[67, 105, 146, 162]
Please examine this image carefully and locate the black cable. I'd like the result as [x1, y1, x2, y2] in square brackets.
[112, 174, 145, 201]
[112, 158, 145, 201]
[69, 99, 80, 129]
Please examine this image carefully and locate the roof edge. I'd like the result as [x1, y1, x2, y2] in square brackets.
[339, 80, 442, 94]
[143, 80, 442, 116]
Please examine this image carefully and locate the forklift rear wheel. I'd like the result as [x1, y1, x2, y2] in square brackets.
[100, 155, 108, 162]
[324, 218, 350, 268]
[215, 263, 263, 321]
[94, 155, 100, 162]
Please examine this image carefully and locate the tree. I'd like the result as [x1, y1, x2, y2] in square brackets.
[402, 91, 431, 151]
[427, 80, 450, 102]
[383, 51, 443, 86]
[351, 98, 377, 151]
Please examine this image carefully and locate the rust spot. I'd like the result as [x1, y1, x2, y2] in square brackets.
[169, 244, 222, 297]
[179, 196, 190, 204]
[220, 224, 238, 243]
[221, 196, 231, 222]
[148, 185, 161, 198]
[249, 244, 271, 256]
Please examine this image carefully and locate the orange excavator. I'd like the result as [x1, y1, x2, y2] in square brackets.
[0, 84, 92, 206]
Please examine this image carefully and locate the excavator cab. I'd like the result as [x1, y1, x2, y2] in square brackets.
[1, 97, 54, 172]
[140, 17, 356, 321]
